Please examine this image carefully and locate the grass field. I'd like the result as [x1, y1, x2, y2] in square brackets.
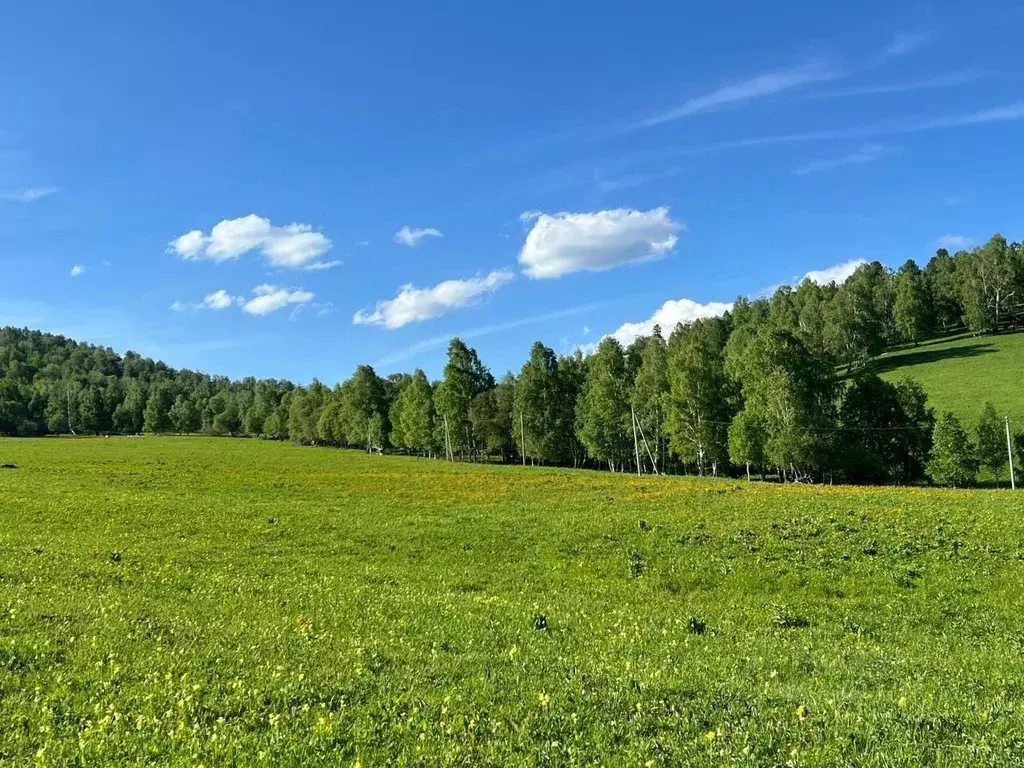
[2, 437, 1024, 766]
[869, 330, 1024, 428]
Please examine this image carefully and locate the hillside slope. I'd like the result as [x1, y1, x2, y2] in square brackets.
[869, 330, 1024, 428]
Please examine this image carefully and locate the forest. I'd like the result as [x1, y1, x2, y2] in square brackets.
[2, 233, 1023, 487]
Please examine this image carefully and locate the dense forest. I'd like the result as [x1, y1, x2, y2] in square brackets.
[3, 234, 1023, 487]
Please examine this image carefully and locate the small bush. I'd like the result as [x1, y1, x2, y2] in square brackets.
[628, 550, 647, 578]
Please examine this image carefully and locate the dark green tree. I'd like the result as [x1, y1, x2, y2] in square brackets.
[630, 326, 669, 472]
[893, 259, 931, 344]
[976, 402, 1007, 481]
[665, 318, 732, 476]
[927, 412, 978, 487]
[143, 381, 174, 433]
[576, 337, 631, 471]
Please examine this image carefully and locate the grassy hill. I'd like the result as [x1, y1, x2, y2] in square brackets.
[867, 330, 1024, 429]
[2, 437, 1024, 765]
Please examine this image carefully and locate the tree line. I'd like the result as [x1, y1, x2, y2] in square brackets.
[2, 233, 1022, 487]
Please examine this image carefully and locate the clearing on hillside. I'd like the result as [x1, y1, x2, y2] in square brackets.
[870, 330, 1024, 427]
[2, 437, 1024, 766]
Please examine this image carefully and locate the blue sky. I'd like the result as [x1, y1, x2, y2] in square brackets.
[2, 1, 1023, 383]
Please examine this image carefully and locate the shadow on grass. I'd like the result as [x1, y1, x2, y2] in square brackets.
[864, 342, 996, 376]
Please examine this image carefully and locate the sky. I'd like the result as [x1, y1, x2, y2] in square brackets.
[2, 1, 1024, 383]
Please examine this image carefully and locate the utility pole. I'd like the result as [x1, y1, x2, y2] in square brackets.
[520, 410, 526, 466]
[1006, 416, 1016, 490]
[66, 384, 76, 436]
[631, 406, 641, 477]
[634, 412, 659, 475]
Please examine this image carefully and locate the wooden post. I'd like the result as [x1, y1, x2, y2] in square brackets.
[1007, 416, 1016, 491]
[631, 406, 641, 477]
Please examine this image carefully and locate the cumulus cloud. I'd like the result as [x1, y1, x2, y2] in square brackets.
[519, 207, 682, 279]
[171, 286, 314, 315]
[936, 234, 971, 250]
[393, 225, 443, 247]
[171, 289, 242, 311]
[607, 298, 734, 348]
[353, 269, 514, 329]
[201, 289, 239, 310]
[0, 186, 59, 203]
[801, 258, 867, 285]
[242, 285, 316, 316]
[69, 265, 85, 277]
[168, 214, 335, 269]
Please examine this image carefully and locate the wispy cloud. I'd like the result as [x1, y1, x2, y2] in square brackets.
[69, 265, 85, 277]
[884, 31, 933, 58]
[372, 302, 610, 369]
[636, 61, 836, 128]
[936, 234, 971, 250]
[596, 166, 686, 193]
[792, 144, 897, 175]
[672, 102, 1024, 156]
[0, 186, 58, 203]
[809, 70, 983, 99]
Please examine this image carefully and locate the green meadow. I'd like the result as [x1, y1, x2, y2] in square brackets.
[872, 330, 1024, 428]
[2, 437, 1024, 766]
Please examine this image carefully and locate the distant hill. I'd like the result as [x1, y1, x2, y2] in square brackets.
[867, 331, 1024, 429]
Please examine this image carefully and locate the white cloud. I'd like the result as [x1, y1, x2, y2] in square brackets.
[393, 225, 443, 247]
[169, 214, 334, 269]
[937, 234, 971, 250]
[810, 70, 982, 99]
[201, 289, 239, 310]
[519, 210, 542, 223]
[884, 31, 932, 57]
[69, 265, 85, 277]
[170, 289, 242, 311]
[801, 258, 867, 285]
[792, 144, 896, 175]
[242, 285, 316, 316]
[371, 301, 606, 368]
[170, 230, 206, 258]
[668, 102, 1024, 160]
[608, 298, 733, 348]
[354, 269, 514, 329]
[0, 186, 59, 203]
[519, 207, 682, 279]
[302, 259, 343, 271]
[638, 62, 834, 127]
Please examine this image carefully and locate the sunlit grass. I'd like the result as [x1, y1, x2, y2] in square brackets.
[1, 437, 1023, 766]
[873, 330, 1024, 427]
